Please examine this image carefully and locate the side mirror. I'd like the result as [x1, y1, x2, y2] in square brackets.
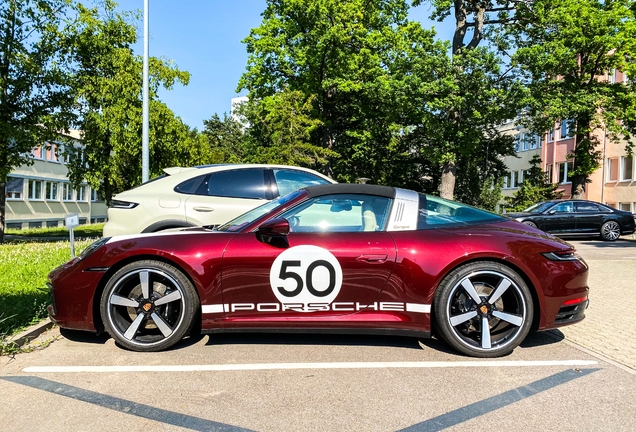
[548, 210, 556, 215]
[256, 218, 290, 245]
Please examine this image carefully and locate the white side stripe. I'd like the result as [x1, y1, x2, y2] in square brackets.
[406, 303, 431, 313]
[201, 304, 224, 314]
[23, 360, 598, 373]
[201, 303, 432, 314]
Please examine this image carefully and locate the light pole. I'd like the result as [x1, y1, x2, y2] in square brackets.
[142, 0, 149, 183]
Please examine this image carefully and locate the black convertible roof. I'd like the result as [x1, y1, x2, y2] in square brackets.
[304, 183, 396, 198]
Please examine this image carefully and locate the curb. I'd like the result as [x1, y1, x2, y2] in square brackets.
[6, 318, 55, 348]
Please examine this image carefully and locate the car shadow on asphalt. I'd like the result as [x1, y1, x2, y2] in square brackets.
[520, 329, 564, 349]
[59, 328, 208, 352]
[204, 332, 459, 353]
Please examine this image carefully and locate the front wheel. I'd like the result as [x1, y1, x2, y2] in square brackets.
[600, 221, 621, 241]
[100, 260, 199, 352]
[522, 220, 538, 229]
[434, 262, 534, 358]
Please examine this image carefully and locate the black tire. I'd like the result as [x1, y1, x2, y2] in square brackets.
[600, 221, 621, 241]
[100, 260, 199, 352]
[434, 261, 534, 358]
[522, 221, 538, 229]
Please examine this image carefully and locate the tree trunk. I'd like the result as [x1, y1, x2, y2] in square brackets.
[439, 160, 457, 200]
[570, 175, 586, 199]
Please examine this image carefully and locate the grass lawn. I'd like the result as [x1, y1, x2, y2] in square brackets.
[0, 237, 96, 338]
[6, 223, 104, 238]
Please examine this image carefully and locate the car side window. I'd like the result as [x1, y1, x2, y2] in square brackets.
[174, 174, 206, 194]
[272, 169, 331, 197]
[194, 169, 267, 199]
[280, 194, 391, 232]
[575, 202, 602, 213]
[551, 202, 573, 213]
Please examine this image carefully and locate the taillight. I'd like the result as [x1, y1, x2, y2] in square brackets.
[562, 296, 588, 306]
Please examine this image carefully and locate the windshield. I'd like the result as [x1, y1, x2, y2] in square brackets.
[216, 190, 304, 232]
[522, 202, 554, 213]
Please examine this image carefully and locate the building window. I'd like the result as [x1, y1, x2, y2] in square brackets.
[521, 169, 530, 185]
[546, 164, 553, 183]
[620, 203, 631, 212]
[62, 183, 73, 201]
[503, 175, 509, 189]
[46, 181, 59, 201]
[76, 185, 87, 202]
[529, 134, 540, 149]
[6, 177, 24, 199]
[32, 146, 44, 160]
[46, 144, 58, 162]
[46, 220, 59, 228]
[514, 135, 520, 153]
[521, 133, 529, 151]
[558, 120, 572, 140]
[91, 188, 102, 202]
[607, 158, 619, 182]
[510, 171, 519, 188]
[28, 180, 43, 200]
[548, 129, 555, 142]
[558, 161, 573, 183]
[621, 156, 633, 181]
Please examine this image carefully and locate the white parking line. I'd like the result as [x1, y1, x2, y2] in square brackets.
[23, 359, 597, 373]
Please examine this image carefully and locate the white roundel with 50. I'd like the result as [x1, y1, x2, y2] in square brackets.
[270, 245, 343, 311]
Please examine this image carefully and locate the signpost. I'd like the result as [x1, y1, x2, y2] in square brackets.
[65, 214, 80, 258]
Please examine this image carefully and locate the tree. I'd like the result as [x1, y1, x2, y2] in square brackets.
[510, 0, 636, 198]
[62, 1, 193, 203]
[0, 0, 74, 243]
[202, 112, 249, 164]
[505, 154, 562, 211]
[238, 0, 449, 185]
[412, 0, 525, 200]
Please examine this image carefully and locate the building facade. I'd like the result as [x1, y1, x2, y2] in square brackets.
[501, 70, 636, 211]
[5, 134, 107, 230]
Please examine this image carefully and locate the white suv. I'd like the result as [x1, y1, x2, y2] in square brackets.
[103, 164, 335, 236]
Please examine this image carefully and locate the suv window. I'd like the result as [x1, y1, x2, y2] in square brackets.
[273, 169, 330, 197]
[194, 169, 267, 199]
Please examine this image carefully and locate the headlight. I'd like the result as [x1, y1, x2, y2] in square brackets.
[109, 200, 138, 209]
[79, 237, 111, 260]
[541, 250, 582, 261]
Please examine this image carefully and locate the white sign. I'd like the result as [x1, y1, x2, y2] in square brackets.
[65, 214, 80, 230]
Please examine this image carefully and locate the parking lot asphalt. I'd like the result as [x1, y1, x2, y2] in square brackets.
[0, 237, 635, 431]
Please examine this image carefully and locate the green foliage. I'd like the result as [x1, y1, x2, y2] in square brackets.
[61, 1, 203, 203]
[509, 0, 636, 197]
[238, 0, 450, 185]
[0, 0, 76, 242]
[505, 155, 563, 211]
[0, 239, 92, 338]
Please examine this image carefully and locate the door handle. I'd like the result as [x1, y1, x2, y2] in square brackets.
[193, 207, 214, 212]
[356, 254, 388, 262]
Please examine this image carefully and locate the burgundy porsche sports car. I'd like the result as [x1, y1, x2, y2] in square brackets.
[48, 184, 589, 357]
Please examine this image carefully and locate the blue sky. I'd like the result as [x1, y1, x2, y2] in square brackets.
[115, 1, 454, 131]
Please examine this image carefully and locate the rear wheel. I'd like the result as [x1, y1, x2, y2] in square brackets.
[100, 260, 199, 352]
[434, 262, 533, 358]
[600, 221, 621, 241]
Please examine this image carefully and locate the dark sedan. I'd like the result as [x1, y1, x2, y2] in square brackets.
[506, 200, 635, 241]
[48, 184, 589, 358]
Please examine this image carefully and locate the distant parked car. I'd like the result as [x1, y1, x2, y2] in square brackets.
[506, 200, 636, 241]
[103, 164, 335, 236]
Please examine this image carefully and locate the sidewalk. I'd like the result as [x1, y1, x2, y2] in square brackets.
[558, 240, 636, 370]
